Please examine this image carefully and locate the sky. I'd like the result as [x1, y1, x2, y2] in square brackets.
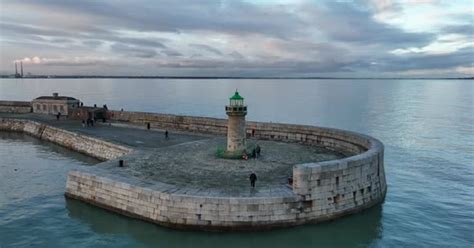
[0, 0, 472, 77]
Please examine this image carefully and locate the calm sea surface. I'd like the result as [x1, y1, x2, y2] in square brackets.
[0, 79, 473, 247]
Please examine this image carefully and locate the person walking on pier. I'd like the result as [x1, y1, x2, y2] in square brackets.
[165, 130, 169, 140]
[250, 172, 257, 188]
[255, 144, 261, 158]
[56, 112, 61, 121]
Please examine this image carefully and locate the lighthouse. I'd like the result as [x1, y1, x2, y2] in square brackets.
[225, 91, 247, 154]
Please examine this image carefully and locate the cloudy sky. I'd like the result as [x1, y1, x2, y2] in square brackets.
[0, 0, 472, 77]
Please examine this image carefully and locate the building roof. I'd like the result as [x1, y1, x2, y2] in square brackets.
[34, 96, 78, 101]
[230, 91, 244, 100]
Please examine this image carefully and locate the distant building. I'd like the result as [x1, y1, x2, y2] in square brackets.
[32, 93, 80, 116]
[14, 61, 23, 78]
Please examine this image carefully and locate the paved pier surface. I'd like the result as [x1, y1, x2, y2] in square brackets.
[0, 113, 207, 148]
[96, 137, 344, 195]
[0, 113, 345, 196]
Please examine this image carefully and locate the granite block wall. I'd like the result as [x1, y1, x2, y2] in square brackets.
[109, 111, 228, 135]
[0, 118, 131, 161]
[109, 111, 370, 154]
[0, 101, 32, 113]
[65, 170, 325, 230]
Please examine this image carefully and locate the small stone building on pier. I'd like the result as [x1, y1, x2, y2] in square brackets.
[32, 93, 80, 116]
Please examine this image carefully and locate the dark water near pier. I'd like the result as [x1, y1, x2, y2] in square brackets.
[0, 79, 473, 247]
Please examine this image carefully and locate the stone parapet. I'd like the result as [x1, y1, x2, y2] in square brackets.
[109, 111, 372, 154]
[65, 169, 312, 231]
[0, 118, 131, 160]
[0, 101, 32, 114]
[109, 110, 228, 135]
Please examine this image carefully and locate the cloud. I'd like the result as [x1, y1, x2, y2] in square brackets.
[189, 44, 223, 56]
[161, 49, 182, 57]
[82, 40, 103, 47]
[110, 43, 158, 58]
[374, 47, 474, 72]
[50, 38, 74, 44]
[4, 0, 305, 38]
[114, 37, 167, 48]
[441, 24, 474, 36]
[0, 0, 472, 77]
[0, 22, 72, 37]
[302, 2, 435, 47]
[13, 56, 116, 66]
[15, 57, 42, 64]
[229, 51, 244, 60]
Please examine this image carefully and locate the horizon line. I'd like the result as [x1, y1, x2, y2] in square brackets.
[1, 75, 473, 80]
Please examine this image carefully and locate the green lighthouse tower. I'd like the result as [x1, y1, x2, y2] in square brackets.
[225, 91, 247, 154]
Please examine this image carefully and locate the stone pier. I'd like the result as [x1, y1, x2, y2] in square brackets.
[0, 110, 387, 231]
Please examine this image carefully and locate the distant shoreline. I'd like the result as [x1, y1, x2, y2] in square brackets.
[1, 75, 473, 80]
